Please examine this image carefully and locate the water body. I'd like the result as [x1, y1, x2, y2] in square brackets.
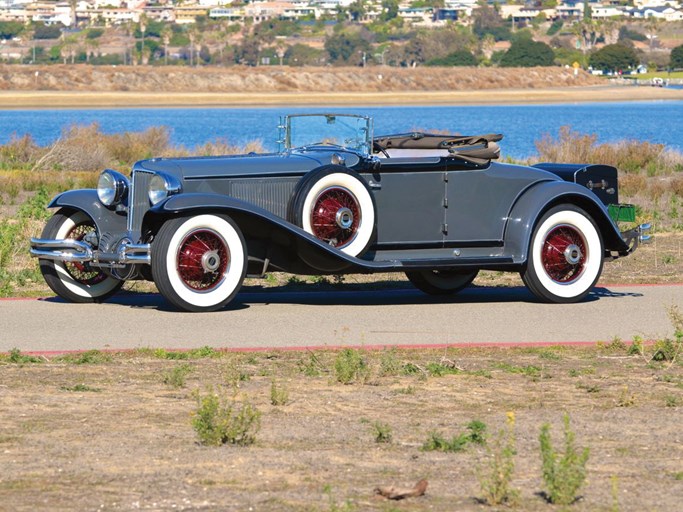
[0, 101, 681, 160]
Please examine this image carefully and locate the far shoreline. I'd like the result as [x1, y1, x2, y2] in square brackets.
[1, 85, 682, 109]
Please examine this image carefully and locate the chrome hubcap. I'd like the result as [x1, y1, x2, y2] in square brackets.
[335, 207, 354, 230]
[201, 250, 221, 273]
[564, 244, 582, 265]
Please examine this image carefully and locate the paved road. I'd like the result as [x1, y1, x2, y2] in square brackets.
[0, 284, 681, 353]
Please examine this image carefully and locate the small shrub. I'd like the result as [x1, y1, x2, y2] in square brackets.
[334, 349, 369, 384]
[61, 384, 101, 392]
[192, 388, 261, 446]
[539, 413, 590, 505]
[162, 363, 193, 388]
[628, 336, 644, 356]
[664, 394, 680, 407]
[56, 350, 111, 365]
[224, 361, 251, 387]
[378, 347, 402, 376]
[479, 412, 518, 506]
[423, 431, 469, 453]
[298, 351, 325, 377]
[616, 386, 636, 407]
[270, 380, 289, 406]
[372, 421, 393, 443]
[5, 348, 43, 364]
[423, 420, 486, 452]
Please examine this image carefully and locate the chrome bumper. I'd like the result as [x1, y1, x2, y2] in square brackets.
[617, 223, 652, 257]
[30, 238, 151, 266]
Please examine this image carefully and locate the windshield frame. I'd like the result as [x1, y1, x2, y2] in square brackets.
[278, 114, 374, 156]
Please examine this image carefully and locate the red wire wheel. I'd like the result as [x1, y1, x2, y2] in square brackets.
[176, 229, 230, 291]
[64, 222, 107, 286]
[541, 225, 587, 284]
[310, 186, 361, 248]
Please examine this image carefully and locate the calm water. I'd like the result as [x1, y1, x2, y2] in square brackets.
[1, 101, 681, 160]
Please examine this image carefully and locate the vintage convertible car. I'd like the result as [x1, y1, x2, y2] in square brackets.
[31, 113, 649, 312]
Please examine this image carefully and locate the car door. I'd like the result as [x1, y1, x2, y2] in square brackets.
[366, 156, 445, 247]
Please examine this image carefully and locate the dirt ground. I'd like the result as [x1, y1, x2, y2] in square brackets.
[1, 346, 682, 511]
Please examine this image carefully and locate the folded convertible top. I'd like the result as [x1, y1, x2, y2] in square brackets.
[373, 132, 503, 164]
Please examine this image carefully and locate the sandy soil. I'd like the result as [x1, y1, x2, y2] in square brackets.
[1, 346, 682, 511]
[1, 85, 682, 109]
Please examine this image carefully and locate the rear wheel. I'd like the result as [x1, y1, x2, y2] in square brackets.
[521, 205, 603, 303]
[151, 214, 247, 312]
[39, 209, 122, 303]
[406, 269, 478, 295]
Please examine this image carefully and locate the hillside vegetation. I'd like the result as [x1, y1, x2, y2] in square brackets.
[0, 64, 603, 93]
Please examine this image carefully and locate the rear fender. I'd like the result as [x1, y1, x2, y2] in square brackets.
[47, 190, 127, 235]
[504, 181, 628, 263]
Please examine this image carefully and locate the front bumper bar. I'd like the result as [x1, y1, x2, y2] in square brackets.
[30, 238, 151, 266]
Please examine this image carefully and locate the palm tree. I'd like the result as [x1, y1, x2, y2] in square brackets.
[161, 26, 172, 65]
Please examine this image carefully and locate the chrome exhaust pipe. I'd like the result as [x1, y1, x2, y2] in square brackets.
[30, 238, 93, 262]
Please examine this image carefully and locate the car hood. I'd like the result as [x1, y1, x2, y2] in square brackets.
[137, 150, 361, 179]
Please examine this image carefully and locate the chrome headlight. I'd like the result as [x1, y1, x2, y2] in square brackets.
[148, 172, 182, 206]
[97, 169, 129, 206]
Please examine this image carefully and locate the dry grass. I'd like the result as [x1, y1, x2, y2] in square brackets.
[0, 64, 604, 93]
[0, 345, 682, 511]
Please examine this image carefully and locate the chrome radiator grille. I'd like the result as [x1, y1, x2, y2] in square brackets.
[230, 178, 298, 219]
[127, 170, 154, 240]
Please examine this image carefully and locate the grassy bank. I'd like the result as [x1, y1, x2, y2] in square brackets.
[1, 125, 682, 297]
[1, 337, 682, 511]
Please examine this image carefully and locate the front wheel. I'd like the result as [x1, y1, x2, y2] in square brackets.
[406, 269, 478, 295]
[39, 209, 123, 303]
[521, 205, 604, 303]
[151, 214, 247, 312]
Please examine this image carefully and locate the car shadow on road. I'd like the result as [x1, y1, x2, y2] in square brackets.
[38, 285, 643, 311]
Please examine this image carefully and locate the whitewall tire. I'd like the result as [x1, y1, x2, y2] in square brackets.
[522, 205, 603, 303]
[151, 214, 247, 312]
[290, 166, 375, 258]
[39, 209, 123, 303]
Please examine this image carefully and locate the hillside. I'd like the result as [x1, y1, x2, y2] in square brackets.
[0, 64, 604, 93]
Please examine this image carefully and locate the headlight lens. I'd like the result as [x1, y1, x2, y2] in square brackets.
[148, 172, 181, 206]
[97, 169, 128, 206]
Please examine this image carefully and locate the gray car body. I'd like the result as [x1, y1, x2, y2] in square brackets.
[47, 144, 629, 277]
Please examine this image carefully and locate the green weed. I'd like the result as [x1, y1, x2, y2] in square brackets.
[371, 421, 393, 444]
[664, 394, 680, 407]
[192, 388, 261, 446]
[494, 362, 542, 378]
[3, 348, 43, 364]
[61, 384, 101, 392]
[539, 413, 590, 505]
[333, 349, 369, 384]
[162, 363, 193, 388]
[55, 350, 112, 365]
[378, 347, 402, 376]
[298, 351, 325, 377]
[479, 412, 518, 506]
[422, 420, 486, 453]
[270, 380, 289, 406]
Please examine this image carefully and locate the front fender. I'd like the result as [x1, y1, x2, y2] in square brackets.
[47, 189, 127, 235]
[150, 193, 379, 274]
[504, 181, 628, 263]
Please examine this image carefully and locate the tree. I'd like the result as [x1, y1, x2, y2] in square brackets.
[589, 43, 638, 72]
[472, 1, 510, 42]
[500, 39, 554, 67]
[670, 44, 683, 69]
[425, 50, 477, 66]
[325, 31, 371, 65]
[0, 21, 23, 39]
